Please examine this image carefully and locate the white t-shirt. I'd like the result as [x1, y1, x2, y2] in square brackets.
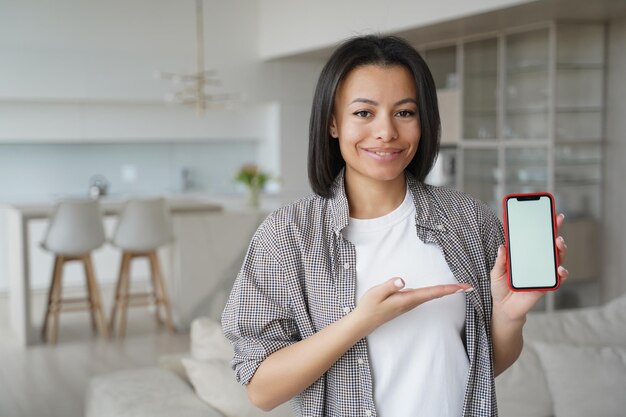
[343, 189, 469, 417]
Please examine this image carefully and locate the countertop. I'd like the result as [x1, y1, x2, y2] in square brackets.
[1, 194, 224, 220]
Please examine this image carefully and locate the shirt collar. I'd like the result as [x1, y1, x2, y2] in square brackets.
[329, 168, 350, 235]
[328, 169, 440, 234]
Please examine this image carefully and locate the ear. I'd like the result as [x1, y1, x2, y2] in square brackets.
[329, 116, 338, 139]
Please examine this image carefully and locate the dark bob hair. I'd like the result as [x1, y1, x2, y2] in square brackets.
[308, 34, 441, 198]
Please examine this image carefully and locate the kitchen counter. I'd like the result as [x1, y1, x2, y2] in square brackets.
[2, 194, 223, 220]
[1, 195, 268, 347]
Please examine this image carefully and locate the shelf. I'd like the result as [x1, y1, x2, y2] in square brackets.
[556, 63, 604, 70]
[464, 71, 498, 78]
[556, 106, 603, 113]
[505, 180, 547, 187]
[460, 139, 500, 145]
[555, 180, 602, 186]
[506, 161, 547, 168]
[464, 109, 497, 116]
[505, 106, 549, 114]
[506, 66, 549, 76]
[555, 138, 603, 144]
[506, 63, 548, 73]
[555, 159, 602, 166]
[465, 179, 498, 185]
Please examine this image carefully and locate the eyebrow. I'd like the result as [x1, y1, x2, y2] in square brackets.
[349, 97, 418, 106]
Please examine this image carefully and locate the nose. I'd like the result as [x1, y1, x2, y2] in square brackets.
[375, 114, 398, 142]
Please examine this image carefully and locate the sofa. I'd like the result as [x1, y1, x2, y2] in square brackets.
[496, 293, 626, 417]
[85, 317, 292, 417]
[86, 294, 626, 417]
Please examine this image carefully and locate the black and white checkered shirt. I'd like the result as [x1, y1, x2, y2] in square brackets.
[222, 169, 504, 417]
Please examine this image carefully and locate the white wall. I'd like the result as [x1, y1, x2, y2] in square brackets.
[603, 16, 626, 301]
[0, 0, 271, 148]
[268, 60, 325, 201]
[0, 0, 262, 102]
[258, 0, 535, 59]
[0, 0, 327, 197]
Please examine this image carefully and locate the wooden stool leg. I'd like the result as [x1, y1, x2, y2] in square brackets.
[148, 255, 163, 326]
[49, 256, 66, 344]
[42, 256, 63, 342]
[83, 257, 98, 333]
[84, 255, 109, 338]
[118, 253, 133, 337]
[110, 252, 129, 334]
[148, 252, 174, 332]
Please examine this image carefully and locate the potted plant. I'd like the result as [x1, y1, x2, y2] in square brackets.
[235, 163, 270, 208]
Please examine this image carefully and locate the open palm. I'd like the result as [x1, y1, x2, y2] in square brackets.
[490, 213, 569, 321]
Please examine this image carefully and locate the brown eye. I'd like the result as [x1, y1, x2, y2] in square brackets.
[353, 110, 372, 118]
[396, 110, 416, 118]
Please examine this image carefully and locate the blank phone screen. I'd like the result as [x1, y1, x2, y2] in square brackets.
[506, 195, 558, 289]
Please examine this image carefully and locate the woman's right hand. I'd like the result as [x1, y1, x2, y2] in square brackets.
[353, 278, 473, 335]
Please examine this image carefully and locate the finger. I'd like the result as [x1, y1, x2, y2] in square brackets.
[400, 283, 473, 306]
[556, 213, 565, 231]
[371, 277, 406, 301]
[558, 265, 569, 283]
[490, 245, 507, 281]
[556, 235, 568, 264]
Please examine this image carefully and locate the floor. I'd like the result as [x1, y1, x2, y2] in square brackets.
[0, 285, 191, 417]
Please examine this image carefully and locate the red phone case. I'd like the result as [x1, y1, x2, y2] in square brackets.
[502, 192, 561, 292]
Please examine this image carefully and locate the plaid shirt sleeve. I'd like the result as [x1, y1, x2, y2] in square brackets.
[476, 200, 505, 416]
[479, 202, 505, 274]
[221, 215, 300, 385]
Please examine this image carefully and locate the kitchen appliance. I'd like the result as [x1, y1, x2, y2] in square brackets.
[89, 175, 109, 199]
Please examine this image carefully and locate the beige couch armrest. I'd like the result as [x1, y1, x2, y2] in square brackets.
[85, 367, 224, 417]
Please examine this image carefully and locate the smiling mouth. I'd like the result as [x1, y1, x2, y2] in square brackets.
[363, 148, 403, 155]
[362, 148, 404, 161]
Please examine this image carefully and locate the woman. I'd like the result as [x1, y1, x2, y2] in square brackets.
[222, 35, 568, 417]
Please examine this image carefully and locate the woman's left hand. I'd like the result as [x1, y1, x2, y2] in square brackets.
[490, 213, 569, 322]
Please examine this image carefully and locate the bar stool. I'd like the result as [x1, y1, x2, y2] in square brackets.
[109, 198, 175, 336]
[41, 199, 109, 343]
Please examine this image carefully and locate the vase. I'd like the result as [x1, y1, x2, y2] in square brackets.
[247, 185, 260, 208]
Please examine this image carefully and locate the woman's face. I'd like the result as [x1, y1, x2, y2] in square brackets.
[330, 64, 421, 186]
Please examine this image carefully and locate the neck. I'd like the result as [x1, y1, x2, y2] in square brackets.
[345, 170, 407, 219]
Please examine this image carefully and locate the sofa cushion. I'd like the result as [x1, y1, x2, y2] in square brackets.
[495, 345, 552, 417]
[85, 367, 223, 417]
[191, 317, 233, 361]
[523, 294, 626, 345]
[158, 353, 191, 382]
[535, 342, 626, 417]
[496, 293, 626, 417]
[182, 357, 292, 417]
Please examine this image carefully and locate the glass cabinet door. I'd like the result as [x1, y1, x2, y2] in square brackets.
[424, 45, 461, 148]
[453, 22, 605, 308]
[504, 29, 550, 140]
[554, 144, 602, 219]
[504, 147, 548, 195]
[424, 46, 457, 90]
[554, 23, 604, 220]
[462, 148, 499, 211]
[555, 24, 605, 143]
[463, 38, 498, 140]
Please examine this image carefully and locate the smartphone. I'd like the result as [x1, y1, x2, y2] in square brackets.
[503, 192, 560, 292]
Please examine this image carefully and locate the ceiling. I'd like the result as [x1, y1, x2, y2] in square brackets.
[288, 0, 626, 60]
